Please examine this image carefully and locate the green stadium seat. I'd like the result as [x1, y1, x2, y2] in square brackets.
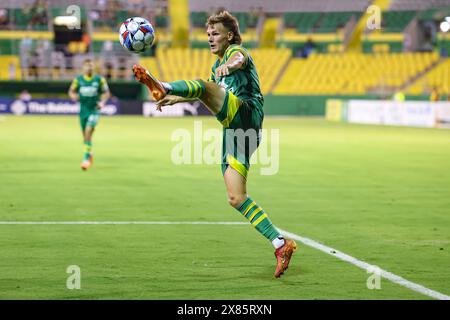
[418, 7, 450, 21]
[12, 8, 31, 28]
[0, 39, 20, 55]
[298, 13, 321, 33]
[190, 11, 257, 33]
[115, 10, 129, 26]
[233, 12, 250, 33]
[155, 15, 168, 28]
[419, 9, 439, 20]
[318, 12, 361, 32]
[190, 12, 208, 28]
[382, 11, 417, 32]
[283, 12, 321, 33]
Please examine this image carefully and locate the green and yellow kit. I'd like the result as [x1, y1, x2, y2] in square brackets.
[71, 75, 109, 131]
[209, 44, 264, 179]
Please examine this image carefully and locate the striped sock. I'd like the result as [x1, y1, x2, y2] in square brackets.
[83, 141, 92, 161]
[237, 197, 281, 242]
[165, 80, 205, 98]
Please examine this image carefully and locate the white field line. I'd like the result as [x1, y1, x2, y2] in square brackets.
[0, 221, 448, 300]
[0, 221, 247, 225]
[278, 228, 450, 301]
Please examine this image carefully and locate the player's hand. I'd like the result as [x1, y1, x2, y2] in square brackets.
[215, 64, 230, 78]
[70, 93, 79, 102]
[97, 100, 105, 110]
[155, 95, 180, 112]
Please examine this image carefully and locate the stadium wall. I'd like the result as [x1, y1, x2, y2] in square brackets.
[263, 94, 434, 116]
[0, 80, 436, 116]
[264, 95, 374, 116]
[0, 80, 142, 100]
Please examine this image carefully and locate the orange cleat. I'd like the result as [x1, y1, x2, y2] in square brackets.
[81, 160, 91, 171]
[88, 154, 94, 166]
[274, 239, 297, 278]
[132, 64, 166, 101]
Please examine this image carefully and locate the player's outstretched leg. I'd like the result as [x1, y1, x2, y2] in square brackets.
[133, 64, 206, 102]
[132, 65, 167, 101]
[132, 64, 225, 115]
[224, 167, 297, 278]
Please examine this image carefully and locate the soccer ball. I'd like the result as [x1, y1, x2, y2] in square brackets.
[119, 17, 155, 53]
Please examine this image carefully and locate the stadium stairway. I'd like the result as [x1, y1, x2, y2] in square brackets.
[346, 0, 393, 52]
[260, 17, 279, 48]
[397, 57, 443, 93]
[168, 0, 189, 47]
[406, 58, 450, 96]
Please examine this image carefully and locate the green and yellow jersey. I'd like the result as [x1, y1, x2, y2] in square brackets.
[208, 44, 265, 179]
[71, 75, 109, 116]
[209, 44, 264, 116]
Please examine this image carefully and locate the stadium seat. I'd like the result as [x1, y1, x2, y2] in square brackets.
[274, 52, 440, 95]
[153, 48, 291, 95]
[283, 12, 321, 33]
[190, 12, 208, 28]
[317, 11, 361, 32]
[381, 11, 417, 32]
[407, 59, 450, 96]
[251, 48, 291, 94]
[139, 57, 161, 80]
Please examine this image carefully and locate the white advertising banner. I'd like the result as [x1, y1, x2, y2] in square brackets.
[347, 100, 450, 128]
[348, 100, 384, 125]
[436, 102, 450, 123]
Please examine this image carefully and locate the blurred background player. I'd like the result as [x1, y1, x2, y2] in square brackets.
[68, 59, 110, 170]
[132, 10, 297, 278]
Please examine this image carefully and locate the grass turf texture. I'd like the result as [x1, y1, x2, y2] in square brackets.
[0, 115, 449, 299]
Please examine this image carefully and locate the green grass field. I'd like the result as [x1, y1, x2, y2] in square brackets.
[0, 115, 449, 299]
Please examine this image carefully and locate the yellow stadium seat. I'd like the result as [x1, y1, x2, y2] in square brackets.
[152, 48, 291, 95]
[139, 57, 161, 80]
[406, 59, 450, 96]
[274, 52, 440, 95]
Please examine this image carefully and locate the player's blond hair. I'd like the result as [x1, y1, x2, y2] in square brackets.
[206, 10, 242, 45]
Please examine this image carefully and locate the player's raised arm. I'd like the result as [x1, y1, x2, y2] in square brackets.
[215, 51, 247, 78]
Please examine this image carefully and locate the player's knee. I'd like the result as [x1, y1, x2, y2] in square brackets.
[227, 193, 246, 208]
[196, 79, 207, 95]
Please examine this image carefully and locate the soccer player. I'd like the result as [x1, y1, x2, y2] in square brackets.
[68, 59, 110, 170]
[133, 11, 297, 278]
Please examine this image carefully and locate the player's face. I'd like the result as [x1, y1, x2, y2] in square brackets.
[207, 23, 232, 57]
[83, 61, 94, 75]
